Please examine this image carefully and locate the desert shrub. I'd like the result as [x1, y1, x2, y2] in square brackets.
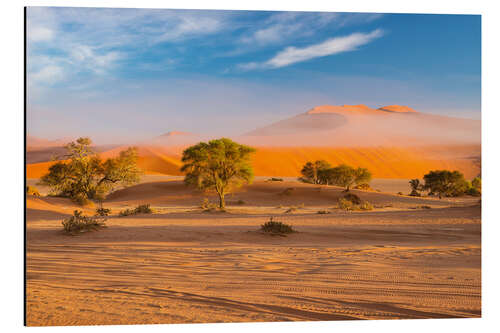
[26, 185, 40, 196]
[119, 208, 135, 216]
[62, 210, 106, 234]
[119, 204, 153, 217]
[317, 210, 330, 214]
[268, 177, 283, 182]
[466, 187, 481, 197]
[420, 205, 431, 209]
[354, 183, 371, 191]
[135, 204, 152, 214]
[397, 192, 404, 195]
[338, 197, 354, 211]
[471, 177, 481, 192]
[343, 193, 361, 205]
[260, 217, 295, 234]
[95, 207, 111, 216]
[236, 199, 245, 205]
[409, 189, 421, 197]
[284, 207, 297, 214]
[281, 187, 295, 196]
[359, 201, 373, 211]
[201, 198, 218, 211]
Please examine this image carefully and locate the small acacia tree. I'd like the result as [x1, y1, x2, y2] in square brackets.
[300, 160, 331, 184]
[180, 138, 256, 209]
[39, 137, 142, 204]
[409, 179, 423, 196]
[325, 164, 372, 191]
[422, 170, 468, 198]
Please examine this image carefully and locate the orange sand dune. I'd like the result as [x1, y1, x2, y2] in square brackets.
[26, 144, 480, 179]
[251, 145, 480, 179]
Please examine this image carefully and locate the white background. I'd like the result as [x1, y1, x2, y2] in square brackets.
[1, 0, 498, 332]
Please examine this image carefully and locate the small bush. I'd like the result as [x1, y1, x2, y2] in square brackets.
[118, 204, 153, 217]
[260, 217, 295, 234]
[284, 207, 297, 214]
[135, 204, 153, 214]
[281, 187, 295, 196]
[317, 210, 330, 214]
[466, 187, 481, 197]
[397, 192, 403, 195]
[26, 185, 40, 196]
[338, 197, 354, 211]
[420, 205, 431, 209]
[119, 208, 135, 216]
[409, 189, 421, 197]
[201, 198, 218, 211]
[359, 201, 373, 211]
[62, 210, 106, 234]
[236, 199, 245, 205]
[95, 207, 111, 216]
[268, 177, 283, 182]
[343, 193, 361, 205]
[354, 183, 371, 191]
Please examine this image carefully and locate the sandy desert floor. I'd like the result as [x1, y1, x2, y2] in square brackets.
[26, 179, 481, 326]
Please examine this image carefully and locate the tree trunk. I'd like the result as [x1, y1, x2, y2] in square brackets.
[218, 191, 225, 209]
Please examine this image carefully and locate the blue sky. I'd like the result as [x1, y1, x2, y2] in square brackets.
[27, 7, 481, 143]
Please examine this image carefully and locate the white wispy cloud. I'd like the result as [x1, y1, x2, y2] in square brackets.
[237, 29, 384, 70]
[240, 12, 383, 46]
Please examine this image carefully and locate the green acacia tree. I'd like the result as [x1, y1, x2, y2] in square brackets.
[180, 138, 256, 209]
[39, 137, 142, 204]
[300, 160, 331, 184]
[422, 170, 468, 198]
[326, 164, 372, 191]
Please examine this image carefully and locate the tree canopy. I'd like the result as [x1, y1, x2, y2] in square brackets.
[299, 161, 372, 190]
[300, 160, 331, 184]
[180, 138, 255, 209]
[422, 170, 468, 198]
[39, 137, 142, 204]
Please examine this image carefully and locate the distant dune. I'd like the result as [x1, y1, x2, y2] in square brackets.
[26, 104, 481, 180]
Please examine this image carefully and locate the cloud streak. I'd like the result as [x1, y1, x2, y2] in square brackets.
[238, 29, 384, 70]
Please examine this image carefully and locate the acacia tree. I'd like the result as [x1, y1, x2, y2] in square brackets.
[300, 160, 331, 184]
[422, 170, 468, 198]
[180, 138, 255, 209]
[39, 137, 142, 204]
[409, 179, 423, 196]
[326, 164, 372, 191]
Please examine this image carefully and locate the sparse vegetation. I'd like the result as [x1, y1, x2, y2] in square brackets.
[201, 198, 218, 211]
[267, 177, 283, 182]
[317, 210, 331, 214]
[181, 138, 255, 209]
[354, 183, 372, 191]
[118, 204, 153, 217]
[359, 201, 374, 211]
[62, 210, 106, 234]
[300, 160, 331, 184]
[39, 137, 142, 205]
[343, 193, 361, 205]
[409, 179, 423, 196]
[422, 170, 469, 198]
[26, 185, 40, 196]
[299, 162, 372, 191]
[397, 191, 404, 195]
[281, 187, 294, 196]
[338, 197, 354, 211]
[95, 207, 111, 216]
[260, 217, 295, 234]
[338, 194, 373, 211]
